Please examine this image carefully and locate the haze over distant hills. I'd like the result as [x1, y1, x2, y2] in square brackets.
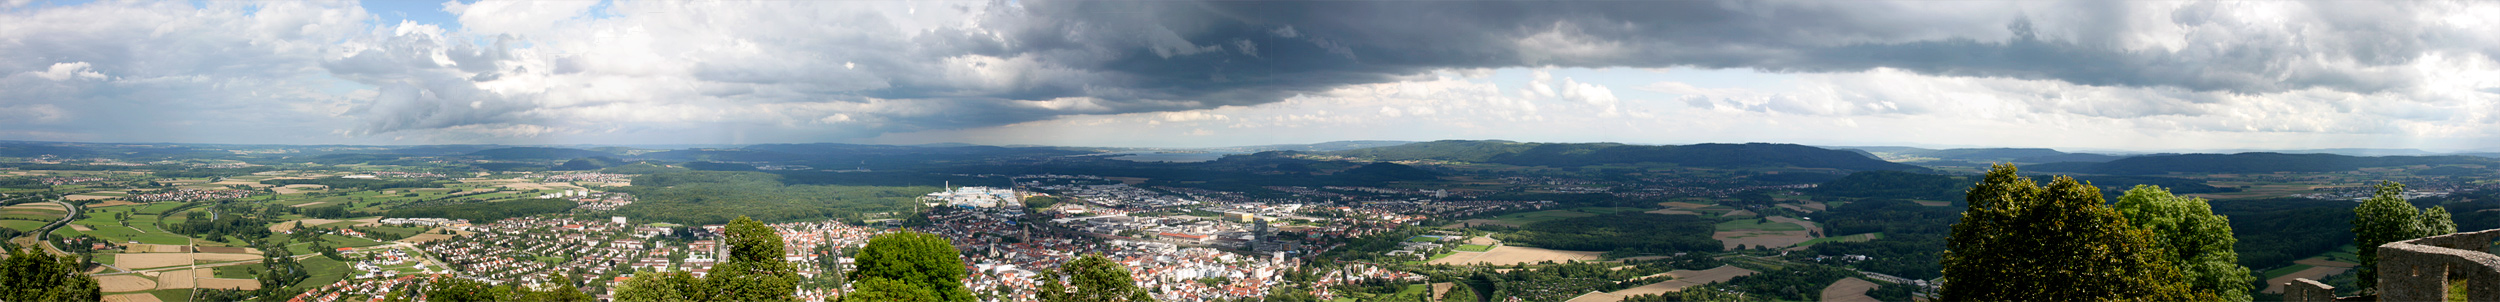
[1328, 140, 1928, 171]
[11, 139, 2500, 177]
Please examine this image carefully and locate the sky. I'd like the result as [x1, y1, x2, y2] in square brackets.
[7, 0, 2500, 152]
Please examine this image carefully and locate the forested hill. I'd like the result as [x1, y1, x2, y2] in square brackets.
[466, 147, 616, 160]
[1843, 147, 2124, 164]
[2027, 152, 2497, 175]
[1811, 170, 2236, 202]
[1330, 140, 1926, 171]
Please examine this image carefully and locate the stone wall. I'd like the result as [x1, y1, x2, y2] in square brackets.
[2287, 228, 2500, 302]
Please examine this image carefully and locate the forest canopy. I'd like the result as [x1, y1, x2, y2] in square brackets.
[384, 199, 578, 222]
[1491, 212, 1719, 254]
[608, 171, 936, 225]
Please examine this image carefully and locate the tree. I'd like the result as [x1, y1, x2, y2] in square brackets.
[2350, 181, 2456, 292]
[847, 231, 973, 302]
[2113, 185, 2256, 301]
[615, 271, 705, 302]
[0, 243, 101, 302]
[424, 277, 513, 302]
[712, 216, 800, 302]
[615, 216, 796, 301]
[1440, 281, 1478, 302]
[844, 277, 943, 302]
[1940, 164, 2200, 301]
[521, 274, 596, 302]
[1034, 253, 1152, 302]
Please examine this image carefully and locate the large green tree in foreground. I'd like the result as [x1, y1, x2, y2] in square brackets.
[1035, 253, 1152, 302]
[845, 231, 973, 302]
[617, 216, 799, 301]
[1941, 164, 2200, 301]
[2113, 185, 2256, 301]
[2350, 181, 2455, 293]
[0, 243, 101, 302]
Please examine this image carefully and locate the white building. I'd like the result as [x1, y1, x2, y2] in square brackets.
[924, 186, 1018, 208]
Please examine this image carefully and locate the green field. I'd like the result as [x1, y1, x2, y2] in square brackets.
[147, 288, 194, 302]
[0, 220, 49, 231]
[2261, 264, 2317, 280]
[213, 263, 259, 279]
[1714, 219, 1807, 232]
[1794, 232, 1883, 247]
[1, 206, 68, 214]
[2322, 245, 2360, 263]
[323, 234, 388, 247]
[66, 213, 192, 245]
[0, 213, 59, 221]
[134, 203, 189, 215]
[289, 256, 353, 292]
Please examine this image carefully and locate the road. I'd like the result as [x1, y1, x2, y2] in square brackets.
[32, 199, 77, 256]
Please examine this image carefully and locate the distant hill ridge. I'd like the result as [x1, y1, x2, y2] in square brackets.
[1838, 146, 2124, 164]
[466, 147, 616, 160]
[2028, 152, 2498, 175]
[1330, 140, 1926, 171]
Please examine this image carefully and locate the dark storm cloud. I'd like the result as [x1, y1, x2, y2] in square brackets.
[330, 0, 2488, 137]
[9, 0, 2493, 144]
[977, 0, 2466, 102]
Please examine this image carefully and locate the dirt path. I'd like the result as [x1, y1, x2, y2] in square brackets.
[1605, 265, 1759, 297]
[98, 274, 157, 292]
[1820, 277, 1880, 302]
[101, 293, 162, 302]
[2261, 266, 2353, 294]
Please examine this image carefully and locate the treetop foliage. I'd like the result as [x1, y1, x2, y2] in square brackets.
[0, 243, 101, 302]
[1035, 253, 1153, 302]
[617, 216, 798, 302]
[726, 216, 786, 264]
[1942, 164, 2202, 301]
[847, 231, 973, 302]
[2349, 181, 2456, 292]
[2113, 185, 2255, 302]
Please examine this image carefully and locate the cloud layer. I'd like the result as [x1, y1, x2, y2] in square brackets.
[4, 0, 2500, 148]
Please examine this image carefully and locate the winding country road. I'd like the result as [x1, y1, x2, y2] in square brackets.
[32, 199, 78, 256]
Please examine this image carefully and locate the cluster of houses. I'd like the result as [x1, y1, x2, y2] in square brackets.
[129, 188, 252, 202]
[1310, 264, 1428, 300]
[924, 207, 1336, 301]
[35, 176, 106, 185]
[416, 217, 659, 284]
[377, 218, 469, 229]
[286, 275, 426, 302]
[1044, 183, 1201, 208]
[540, 190, 636, 211]
[544, 173, 630, 183]
[368, 171, 446, 178]
[921, 186, 1019, 208]
[260, 171, 1499, 302]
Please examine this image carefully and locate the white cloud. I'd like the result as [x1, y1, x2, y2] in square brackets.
[28, 62, 107, 81]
